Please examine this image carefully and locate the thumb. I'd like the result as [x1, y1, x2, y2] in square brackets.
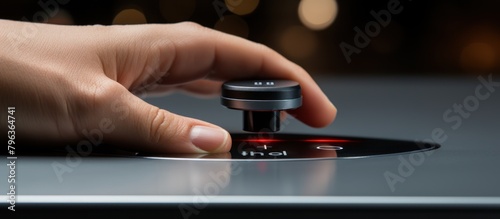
[107, 92, 231, 153]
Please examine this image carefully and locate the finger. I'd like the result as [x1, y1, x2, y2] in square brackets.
[107, 89, 231, 153]
[132, 85, 175, 98]
[175, 80, 222, 98]
[169, 22, 337, 127]
[145, 79, 222, 97]
[149, 23, 336, 127]
[138, 79, 222, 98]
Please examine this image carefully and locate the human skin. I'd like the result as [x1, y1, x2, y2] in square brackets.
[0, 19, 337, 153]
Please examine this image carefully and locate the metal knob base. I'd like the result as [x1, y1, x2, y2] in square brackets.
[243, 111, 280, 132]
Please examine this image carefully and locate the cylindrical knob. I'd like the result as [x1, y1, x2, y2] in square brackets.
[221, 80, 302, 132]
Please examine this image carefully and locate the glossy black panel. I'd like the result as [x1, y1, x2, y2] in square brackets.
[141, 133, 440, 160]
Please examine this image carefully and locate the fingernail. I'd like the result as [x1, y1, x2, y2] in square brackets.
[190, 126, 228, 152]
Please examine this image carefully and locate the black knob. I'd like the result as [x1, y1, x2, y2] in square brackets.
[221, 80, 302, 132]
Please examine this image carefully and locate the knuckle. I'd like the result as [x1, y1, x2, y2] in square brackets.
[292, 63, 307, 74]
[251, 42, 271, 52]
[255, 42, 271, 51]
[75, 80, 123, 114]
[147, 108, 184, 145]
[254, 42, 281, 59]
[92, 82, 124, 110]
[175, 21, 211, 36]
[176, 21, 204, 30]
[66, 79, 124, 133]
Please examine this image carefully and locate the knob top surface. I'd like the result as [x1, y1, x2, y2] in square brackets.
[222, 80, 301, 100]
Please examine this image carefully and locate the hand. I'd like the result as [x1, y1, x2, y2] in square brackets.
[0, 20, 337, 153]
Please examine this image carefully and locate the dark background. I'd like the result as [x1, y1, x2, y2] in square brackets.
[1, 0, 499, 76]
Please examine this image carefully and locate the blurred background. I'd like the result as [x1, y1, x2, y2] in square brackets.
[1, 0, 499, 76]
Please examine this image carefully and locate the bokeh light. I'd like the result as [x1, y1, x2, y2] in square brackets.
[46, 9, 74, 25]
[460, 42, 496, 72]
[279, 25, 317, 59]
[298, 0, 338, 30]
[225, 0, 260, 16]
[159, 0, 196, 22]
[214, 15, 249, 38]
[112, 9, 147, 25]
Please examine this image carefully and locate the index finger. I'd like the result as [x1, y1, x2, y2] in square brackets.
[142, 22, 336, 127]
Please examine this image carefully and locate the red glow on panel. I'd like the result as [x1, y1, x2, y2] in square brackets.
[238, 138, 350, 143]
[257, 162, 267, 173]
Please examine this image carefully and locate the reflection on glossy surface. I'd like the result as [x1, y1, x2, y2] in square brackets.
[227, 159, 336, 196]
[153, 158, 336, 196]
[141, 133, 440, 160]
[9, 133, 439, 196]
[12, 156, 336, 196]
[154, 159, 234, 196]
